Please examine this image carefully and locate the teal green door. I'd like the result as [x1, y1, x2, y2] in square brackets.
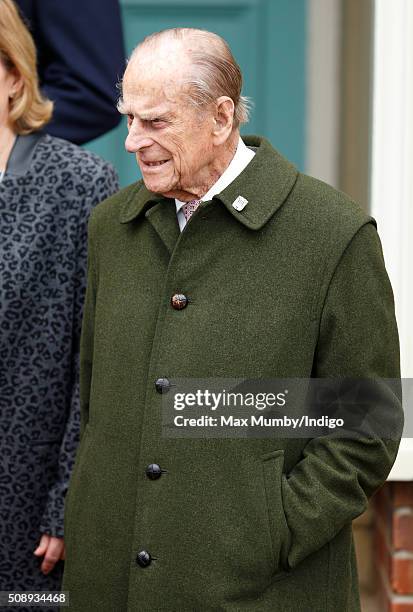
[85, 0, 306, 187]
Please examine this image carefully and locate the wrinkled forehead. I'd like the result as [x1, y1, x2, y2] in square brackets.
[122, 74, 179, 108]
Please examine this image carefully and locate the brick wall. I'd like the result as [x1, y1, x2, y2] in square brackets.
[373, 482, 413, 611]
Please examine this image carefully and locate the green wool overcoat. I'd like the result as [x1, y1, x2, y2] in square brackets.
[62, 136, 402, 611]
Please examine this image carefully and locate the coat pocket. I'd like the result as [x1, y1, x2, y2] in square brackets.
[261, 449, 292, 579]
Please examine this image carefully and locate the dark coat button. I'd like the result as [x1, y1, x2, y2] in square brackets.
[146, 463, 162, 480]
[171, 294, 188, 310]
[155, 377, 170, 394]
[136, 550, 152, 567]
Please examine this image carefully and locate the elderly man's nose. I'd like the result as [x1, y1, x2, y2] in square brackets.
[125, 128, 154, 153]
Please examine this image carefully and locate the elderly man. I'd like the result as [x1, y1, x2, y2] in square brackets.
[62, 28, 402, 611]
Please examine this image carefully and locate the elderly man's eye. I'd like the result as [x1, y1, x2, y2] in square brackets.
[127, 114, 134, 124]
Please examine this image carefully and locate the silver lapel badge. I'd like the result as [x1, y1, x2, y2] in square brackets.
[232, 195, 248, 211]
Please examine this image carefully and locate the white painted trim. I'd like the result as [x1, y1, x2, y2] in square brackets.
[388, 440, 413, 481]
[305, 0, 341, 187]
[370, 0, 413, 480]
[371, 0, 413, 378]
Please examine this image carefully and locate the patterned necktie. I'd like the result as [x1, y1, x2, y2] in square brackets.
[182, 199, 201, 222]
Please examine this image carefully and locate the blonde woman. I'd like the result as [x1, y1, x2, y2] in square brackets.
[0, 0, 118, 598]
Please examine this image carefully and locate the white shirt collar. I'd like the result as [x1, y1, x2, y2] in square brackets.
[175, 137, 255, 218]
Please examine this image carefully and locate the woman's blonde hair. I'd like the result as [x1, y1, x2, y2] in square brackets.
[0, 0, 53, 133]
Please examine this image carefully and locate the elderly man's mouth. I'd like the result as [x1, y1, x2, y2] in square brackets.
[141, 159, 170, 168]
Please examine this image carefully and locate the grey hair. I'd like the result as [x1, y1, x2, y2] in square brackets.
[129, 28, 252, 128]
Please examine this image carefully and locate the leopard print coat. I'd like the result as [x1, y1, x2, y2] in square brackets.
[0, 132, 119, 602]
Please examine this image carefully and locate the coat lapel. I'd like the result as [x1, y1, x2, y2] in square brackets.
[215, 136, 299, 230]
[145, 199, 180, 254]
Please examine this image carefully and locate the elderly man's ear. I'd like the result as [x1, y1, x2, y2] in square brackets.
[212, 96, 236, 145]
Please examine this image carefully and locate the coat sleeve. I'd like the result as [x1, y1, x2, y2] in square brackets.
[39, 162, 119, 537]
[280, 221, 403, 569]
[16, 0, 125, 145]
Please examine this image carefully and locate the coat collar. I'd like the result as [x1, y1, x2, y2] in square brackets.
[119, 135, 298, 230]
[6, 131, 45, 176]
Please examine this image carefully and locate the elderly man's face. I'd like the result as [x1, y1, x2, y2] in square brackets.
[121, 57, 216, 199]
